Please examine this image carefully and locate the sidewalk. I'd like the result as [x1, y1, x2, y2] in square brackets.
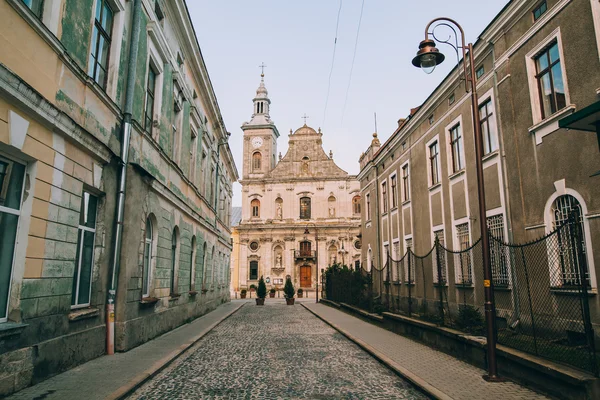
[303, 303, 549, 400]
[6, 301, 245, 400]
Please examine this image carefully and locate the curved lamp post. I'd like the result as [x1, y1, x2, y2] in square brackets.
[304, 224, 319, 303]
[412, 18, 501, 382]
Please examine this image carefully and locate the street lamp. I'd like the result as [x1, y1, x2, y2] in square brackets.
[412, 17, 501, 382]
[304, 224, 319, 303]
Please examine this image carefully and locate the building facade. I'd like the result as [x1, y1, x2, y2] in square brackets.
[232, 75, 361, 293]
[0, 0, 236, 396]
[359, 0, 600, 336]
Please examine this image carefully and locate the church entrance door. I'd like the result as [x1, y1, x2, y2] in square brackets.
[300, 266, 311, 288]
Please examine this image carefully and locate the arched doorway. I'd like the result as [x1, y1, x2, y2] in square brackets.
[300, 264, 312, 288]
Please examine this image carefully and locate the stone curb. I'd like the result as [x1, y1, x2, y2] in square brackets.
[106, 302, 246, 400]
[302, 303, 453, 400]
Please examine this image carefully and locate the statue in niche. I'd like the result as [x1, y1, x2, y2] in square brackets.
[329, 206, 335, 217]
[330, 254, 337, 266]
[302, 162, 309, 174]
[276, 254, 282, 268]
[276, 203, 283, 219]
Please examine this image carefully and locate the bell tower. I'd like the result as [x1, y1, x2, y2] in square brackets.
[241, 67, 279, 180]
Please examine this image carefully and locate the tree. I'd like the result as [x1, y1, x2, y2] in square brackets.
[257, 276, 267, 299]
[283, 277, 295, 299]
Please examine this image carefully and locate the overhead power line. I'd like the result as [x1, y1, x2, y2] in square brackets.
[341, 0, 365, 126]
[322, 0, 343, 130]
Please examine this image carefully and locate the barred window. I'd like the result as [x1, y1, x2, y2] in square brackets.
[488, 215, 510, 287]
[551, 195, 589, 287]
[455, 223, 473, 285]
[392, 241, 400, 282]
[404, 238, 414, 283]
[433, 230, 447, 284]
[251, 199, 260, 218]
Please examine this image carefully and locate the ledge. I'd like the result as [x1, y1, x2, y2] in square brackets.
[68, 307, 99, 322]
[140, 296, 160, 305]
[448, 169, 465, 181]
[188, 290, 199, 296]
[0, 322, 28, 339]
[428, 182, 442, 192]
[550, 288, 597, 297]
[169, 293, 182, 300]
[529, 105, 576, 145]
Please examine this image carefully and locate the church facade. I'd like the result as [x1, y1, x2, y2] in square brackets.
[231, 75, 361, 294]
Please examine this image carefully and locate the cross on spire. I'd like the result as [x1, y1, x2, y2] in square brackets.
[259, 62, 267, 77]
[302, 113, 310, 125]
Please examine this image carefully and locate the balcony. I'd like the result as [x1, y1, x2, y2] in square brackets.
[294, 250, 316, 260]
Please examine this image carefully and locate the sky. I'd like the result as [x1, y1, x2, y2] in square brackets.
[188, 0, 509, 206]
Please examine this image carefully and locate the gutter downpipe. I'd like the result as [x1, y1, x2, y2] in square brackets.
[374, 162, 382, 298]
[107, 0, 142, 356]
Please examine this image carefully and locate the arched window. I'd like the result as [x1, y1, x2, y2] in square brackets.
[190, 236, 197, 291]
[211, 246, 216, 287]
[352, 196, 361, 215]
[252, 152, 262, 171]
[551, 195, 589, 287]
[300, 197, 311, 219]
[171, 228, 179, 295]
[142, 217, 153, 298]
[201, 242, 207, 290]
[251, 199, 260, 218]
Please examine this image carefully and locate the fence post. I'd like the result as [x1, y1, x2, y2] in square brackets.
[435, 236, 444, 324]
[408, 250, 413, 317]
[570, 213, 598, 376]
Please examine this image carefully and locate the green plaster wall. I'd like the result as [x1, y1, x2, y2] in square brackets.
[180, 101, 191, 177]
[116, 26, 129, 108]
[61, 0, 94, 71]
[132, 13, 149, 124]
[159, 64, 174, 154]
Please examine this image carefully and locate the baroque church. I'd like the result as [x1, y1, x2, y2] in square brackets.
[231, 73, 362, 293]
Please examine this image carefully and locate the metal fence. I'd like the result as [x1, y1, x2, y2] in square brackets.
[323, 216, 598, 375]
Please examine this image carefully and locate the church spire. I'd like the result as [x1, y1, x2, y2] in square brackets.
[253, 63, 270, 117]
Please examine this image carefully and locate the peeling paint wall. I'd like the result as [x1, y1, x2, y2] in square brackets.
[60, 0, 93, 71]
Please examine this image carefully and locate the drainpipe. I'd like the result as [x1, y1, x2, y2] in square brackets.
[213, 133, 230, 228]
[107, 0, 142, 356]
[374, 162, 382, 298]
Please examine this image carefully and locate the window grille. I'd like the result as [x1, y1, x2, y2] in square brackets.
[487, 215, 510, 286]
[455, 223, 473, 285]
[433, 230, 447, 284]
[405, 238, 414, 283]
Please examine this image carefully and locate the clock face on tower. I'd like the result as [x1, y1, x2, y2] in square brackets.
[251, 137, 263, 148]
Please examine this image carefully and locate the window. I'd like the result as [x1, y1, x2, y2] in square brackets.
[0, 157, 26, 322]
[252, 152, 262, 172]
[71, 192, 99, 307]
[249, 241, 259, 251]
[354, 240, 361, 250]
[142, 217, 153, 298]
[249, 261, 258, 280]
[391, 175, 398, 208]
[144, 67, 157, 133]
[366, 194, 371, 220]
[455, 223, 473, 285]
[189, 130, 197, 179]
[402, 164, 410, 201]
[429, 141, 440, 185]
[392, 241, 400, 282]
[381, 181, 388, 213]
[535, 42, 566, 119]
[88, 0, 114, 89]
[488, 215, 509, 287]
[551, 195, 589, 287]
[190, 236, 196, 291]
[479, 99, 498, 155]
[476, 66, 485, 79]
[251, 199, 260, 218]
[171, 228, 178, 295]
[22, 0, 43, 18]
[383, 244, 390, 281]
[300, 241, 312, 257]
[533, 1, 547, 21]
[300, 197, 311, 219]
[448, 93, 455, 105]
[433, 230, 447, 284]
[449, 124, 463, 173]
[405, 238, 414, 283]
[352, 196, 361, 215]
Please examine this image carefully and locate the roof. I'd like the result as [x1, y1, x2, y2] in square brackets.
[230, 207, 242, 227]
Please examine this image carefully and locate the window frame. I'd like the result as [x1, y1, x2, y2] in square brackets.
[478, 96, 499, 155]
[88, 0, 115, 90]
[22, 0, 44, 18]
[390, 173, 398, 209]
[142, 217, 153, 298]
[71, 191, 99, 308]
[381, 180, 388, 213]
[475, 65, 485, 79]
[299, 196, 311, 220]
[366, 193, 371, 220]
[401, 162, 410, 202]
[533, 1, 547, 21]
[454, 221, 473, 286]
[534, 41, 566, 120]
[251, 199, 260, 218]
[252, 151, 262, 172]
[249, 260, 258, 280]
[428, 139, 440, 186]
[0, 154, 27, 323]
[449, 123, 463, 173]
[170, 228, 179, 295]
[144, 65, 157, 133]
[352, 195, 361, 215]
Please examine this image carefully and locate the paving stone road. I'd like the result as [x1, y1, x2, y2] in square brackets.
[129, 301, 429, 399]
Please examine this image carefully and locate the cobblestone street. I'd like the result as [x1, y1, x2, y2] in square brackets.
[129, 301, 428, 399]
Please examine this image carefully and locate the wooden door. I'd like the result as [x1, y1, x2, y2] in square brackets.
[300, 266, 312, 287]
